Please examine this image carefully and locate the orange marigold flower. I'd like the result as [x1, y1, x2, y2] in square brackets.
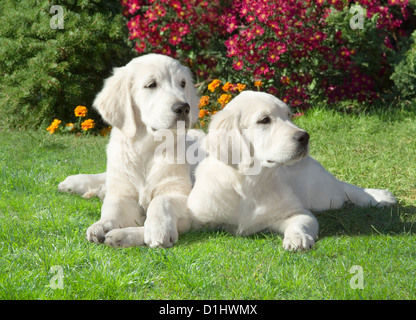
[218, 94, 232, 108]
[74, 106, 88, 117]
[199, 109, 208, 118]
[81, 119, 95, 131]
[46, 119, 61, 134]
[199, 96, 210, 108]
[236, 83, 246, 92]
[254, 80, 263, 87]
[222, 82, 233, 92]
[208, 79, 221, 92]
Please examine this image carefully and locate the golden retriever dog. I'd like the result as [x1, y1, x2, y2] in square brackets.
[59, 54, 396, 251]
[187, 91, 397, 250]
[59, 54, 199, 248]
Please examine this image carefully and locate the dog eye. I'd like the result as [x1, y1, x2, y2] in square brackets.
[145, 81, 157, 89]
[180, 80, 186, 88]
[257, 116, 271, 124]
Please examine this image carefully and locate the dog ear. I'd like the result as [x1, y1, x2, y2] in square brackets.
[183, 67, 200, 126]
[93, 67, 138, 138]
[206, 108, 242, 166]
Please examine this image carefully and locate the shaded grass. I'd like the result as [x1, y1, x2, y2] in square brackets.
[0, 105, 415, 300]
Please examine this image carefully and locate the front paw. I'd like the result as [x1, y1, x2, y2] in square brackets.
[86, 220, 114, 244]
[104, 227, 145, 248]
[283, 232, 315, 251]
[144, 217, 178, 248]
[365, 188, 397, 207]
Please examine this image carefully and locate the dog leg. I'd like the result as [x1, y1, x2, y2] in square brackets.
[144, 194, 191, 248]
[341, 182, 397, 207]
[104, 227, 145, 247]
[103, 196, 192, 248]
[273, 210, 319, 251]
[58, 172, 106, 200]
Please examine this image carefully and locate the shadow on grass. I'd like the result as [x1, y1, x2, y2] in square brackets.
[177, 204, 416, 247]
[315, 204, 416, 238]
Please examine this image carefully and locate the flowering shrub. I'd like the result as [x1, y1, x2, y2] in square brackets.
[46, 106, 111, 136]
[121, 0, 224, 80]
[122, 0, 414, 111]
[221, 0, 412, 106]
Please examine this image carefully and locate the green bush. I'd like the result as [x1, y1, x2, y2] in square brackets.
[0, 0, 134, 129]
[391, 29, 416, 100]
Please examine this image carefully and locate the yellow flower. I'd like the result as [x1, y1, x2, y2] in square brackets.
[81, 119, 95, 131]
[199, 96, 210, 108]
[208, 79, 221, 92]
[199, 109, 208, 118]
[100, 126, 112, 137]
[74, 106, 88, 117]
[46, 119, 61, 134]
[218, 94, 232, 108]
[236, 83, 246, 92]
[222, 82, 233, 92]
[254, 80, 263, 87]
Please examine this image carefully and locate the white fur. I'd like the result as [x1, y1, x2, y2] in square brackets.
[58, 58, 397, 251]
[59, 54, 199, 248]
[187, 91, 397, 251]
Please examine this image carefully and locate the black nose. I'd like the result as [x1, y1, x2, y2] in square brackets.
[293, 131, 310, 146]
[171, 102, 190, 116]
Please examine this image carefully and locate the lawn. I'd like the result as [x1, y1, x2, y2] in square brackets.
[0, 105, 415, 300]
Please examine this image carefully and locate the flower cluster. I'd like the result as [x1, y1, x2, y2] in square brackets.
[121, 0, 412, 108]
[364, 0, 410, 30]
[198, 79, 252, 128]
[221, 0, 410, 106]
[46, 106, 111, 136]
[121, 0, 225, 80]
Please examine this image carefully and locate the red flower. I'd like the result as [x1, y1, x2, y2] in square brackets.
[233, 60, 243, 71]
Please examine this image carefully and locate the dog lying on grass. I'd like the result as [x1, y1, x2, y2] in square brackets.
[58, 55, 396, 250]
[187, 91, 396, 250]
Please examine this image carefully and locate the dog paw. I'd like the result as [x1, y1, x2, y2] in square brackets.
[86, 220, 114, 244]
[365, 188, 397, 207]
[104, 227, 145, 248]
[58, 177, 77, 194]
[144, 217, 178, 248]
[283, 232, 315, 251]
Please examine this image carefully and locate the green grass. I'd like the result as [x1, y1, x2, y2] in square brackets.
[1, 106, 416, 300]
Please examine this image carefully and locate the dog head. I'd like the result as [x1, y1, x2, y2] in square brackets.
[207, 91, 309, 172]
[93, 54, 199, 138]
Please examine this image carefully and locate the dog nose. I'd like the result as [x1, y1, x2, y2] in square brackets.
[171, 102, 190, 116]
[293, 131, 310, 146]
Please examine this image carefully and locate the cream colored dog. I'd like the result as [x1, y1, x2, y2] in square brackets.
[187, 91, 397, 250]
[59, 54, 199, 248]
[59, 56, 396, 250]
